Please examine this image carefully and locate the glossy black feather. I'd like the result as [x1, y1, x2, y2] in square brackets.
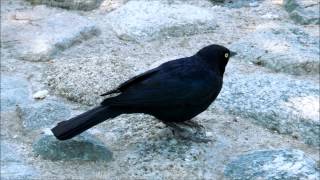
[100, 68, 159, 96]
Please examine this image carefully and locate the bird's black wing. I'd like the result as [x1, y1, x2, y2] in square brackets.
[101, 58, 218, 107]
[100, 68, 159, 96]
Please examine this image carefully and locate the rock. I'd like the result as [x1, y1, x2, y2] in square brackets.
[216, 62, 320, 146]
[33, 90, 49, 99]
[99, 0, 127, 12]
[284, 0, 319, 25]
[215, 0, 262, 8]
[33, 132, 113, 161]
[46, 56, 134, 105]
[209, 0, 225, 3]
[2, 6, 100, 61]
[107, 1, 218, 42]
[224, 149, 319, 180]
[0, 75, 30, 112]
[18, 100, 71, 129]
[231, 23, 319, 75]
[27, 0, 103, 11]
[1, 141, 37, 179]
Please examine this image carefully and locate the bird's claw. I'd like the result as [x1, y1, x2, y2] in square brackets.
[180, 121, 206, 131]
[164, 122, 212, 143]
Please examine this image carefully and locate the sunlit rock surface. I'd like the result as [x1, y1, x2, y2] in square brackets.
[1, 141, 38, 179]
[107, 1, 218, 42]
[225, 149, 320, 180]
[231, 22, 319, 75]
[284, 0, 320, 25]
[46, 56, 134, 105]
[0, 75, 30, 111]
[1, 5, 99, 61]
[217, 62, 320, 146]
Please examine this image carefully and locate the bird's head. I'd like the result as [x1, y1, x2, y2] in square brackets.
[196, 44, 236, 76]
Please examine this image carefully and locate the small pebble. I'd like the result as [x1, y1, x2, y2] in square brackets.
[32, 90, 49, 99]
[261, 13, 279, 19]
[206, 131, 213, 137]
[42, 128, 53, 135]
[249, 2, 259, 7]
[169, 139, 177, 145]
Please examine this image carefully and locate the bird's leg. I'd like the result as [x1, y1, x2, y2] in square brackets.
[180, 120, 205, 131]
[164, 122, 187, 136]
[164, 122, 212, 143]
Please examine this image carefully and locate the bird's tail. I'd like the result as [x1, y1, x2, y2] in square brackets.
[51, 105, 120, 140]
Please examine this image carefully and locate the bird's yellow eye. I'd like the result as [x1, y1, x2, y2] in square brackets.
[225, 53, 229, 58]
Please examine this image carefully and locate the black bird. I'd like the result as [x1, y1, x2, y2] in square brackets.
[52, 44, 236, 141]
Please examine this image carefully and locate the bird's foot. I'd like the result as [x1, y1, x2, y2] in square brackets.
[179, 120, 206, 131]
[164, 122, 212, 143]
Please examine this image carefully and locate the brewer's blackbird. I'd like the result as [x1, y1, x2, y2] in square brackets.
[52, 44, 236, 141]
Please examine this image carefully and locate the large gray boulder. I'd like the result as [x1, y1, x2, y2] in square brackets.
[1, 6, 99, 61]
[27, 0, 103, 11]
[231, 23, 319, 75]
[33, 131, 113, 161]
[0, 75, 30, 112]
[107, 1, 218, 42]
[1, 141, 38, 179]
[17, 100, 71, 129]
[224, 149, 319, 180]
[284, 0, 319, 25]
[216, 62, 319, 146]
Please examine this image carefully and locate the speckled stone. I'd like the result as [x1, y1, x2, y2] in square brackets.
[107, 1, 218, 42]
[33, 132, 113, 161]
[225, 149, 319, 180]
[1, 75, 30, 112]
[18, 100, 71, 129]
[283, 0, 319, 25]
[231, 22, 319, 75]
[2, 5, 100, 61]
[216, 62, 319, 146]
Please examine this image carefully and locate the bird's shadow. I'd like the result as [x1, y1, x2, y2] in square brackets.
[129, 124, 213, 160]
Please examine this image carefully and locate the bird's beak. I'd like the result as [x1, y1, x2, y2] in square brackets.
[230, 51, 237, 57]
